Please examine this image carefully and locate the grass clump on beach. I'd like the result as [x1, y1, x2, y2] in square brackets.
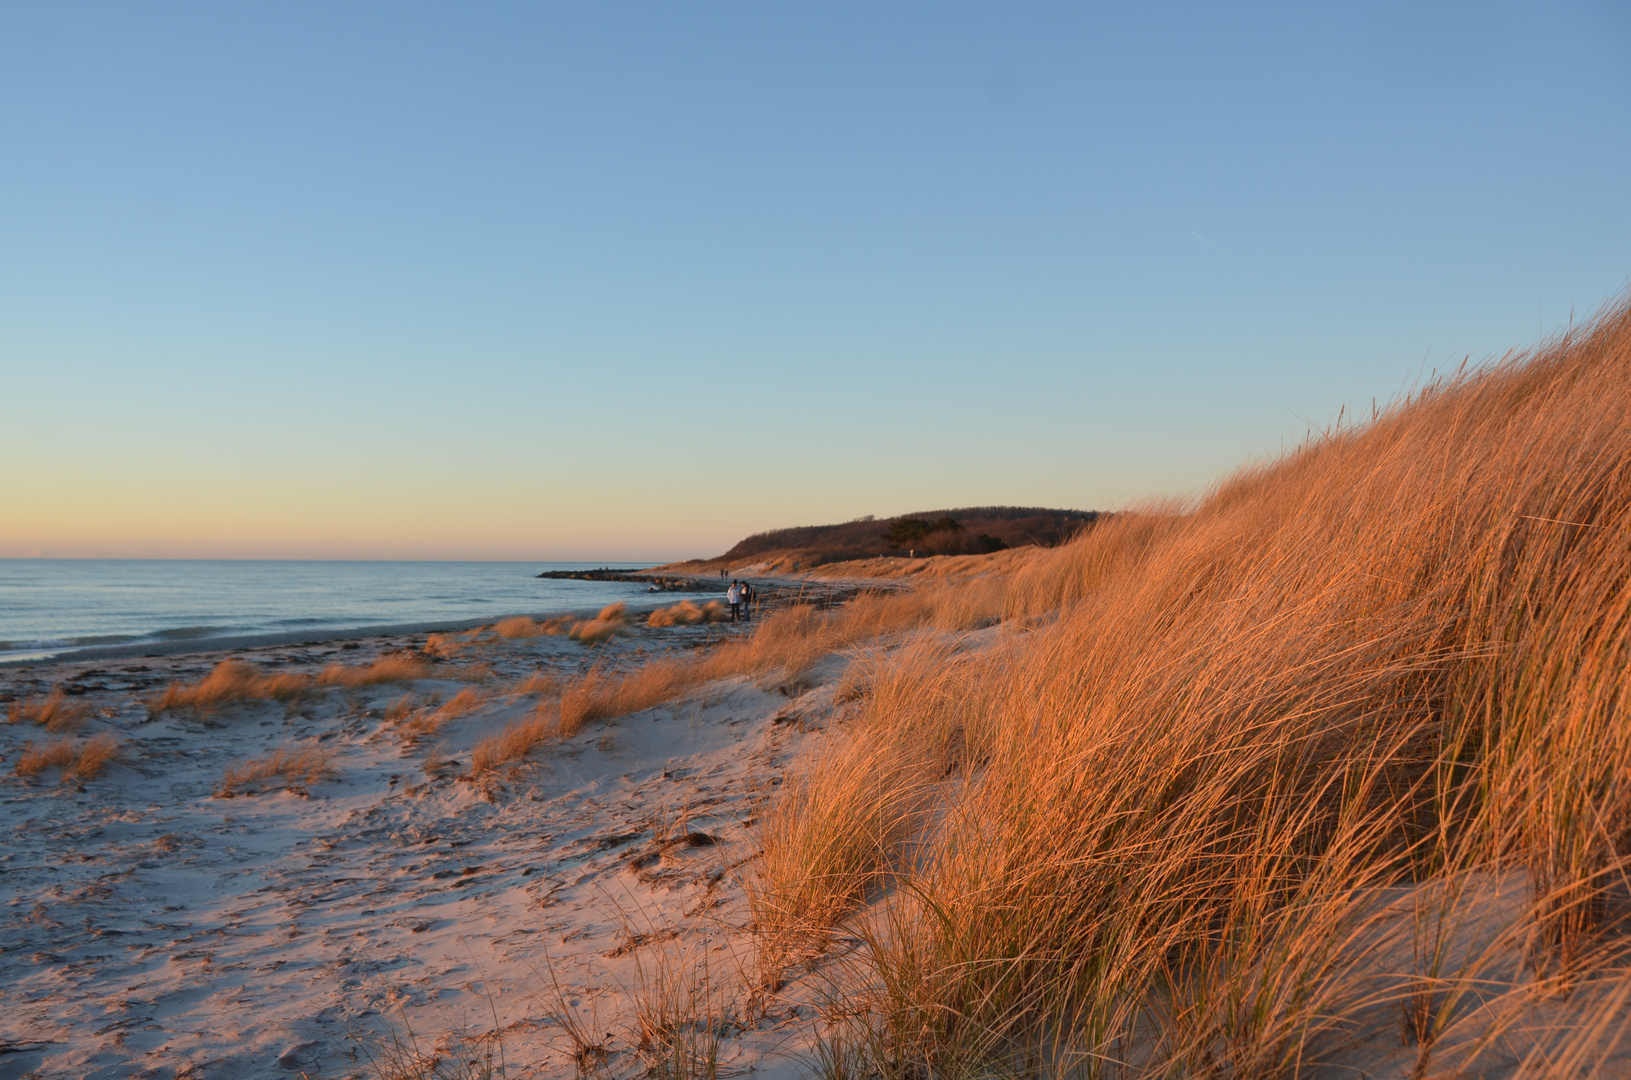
[150, 654, 442, 717]
[646, 599, 727, 627]
[745, 297, 1631, 1076]
[508, 671, 561, 697]
[569, 602, 633, 645]
[316, 653, 430, 687]
[469, 703, 559, 776]
[149, 659, 313, 714]
[490, 614, 574, 639]
[216, 746, 338, 797]
[7, 687, 91, 732]
[395, 687, 488, 746]
[426, 615, 578, 656]
[14, 733, 119, 782]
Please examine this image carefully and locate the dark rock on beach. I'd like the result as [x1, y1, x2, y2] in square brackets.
[536, 568, 719, 592]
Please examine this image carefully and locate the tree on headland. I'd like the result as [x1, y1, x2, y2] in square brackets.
[882, 516, 963, 548]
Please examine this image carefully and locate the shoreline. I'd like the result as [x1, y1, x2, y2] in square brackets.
[0, 599, 685, 670]
[0, 573, 864, 669]
[0, 561, 681, 672]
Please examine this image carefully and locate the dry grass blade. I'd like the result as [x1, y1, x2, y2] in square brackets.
[647, 600, 728, 628]
[7, 687, 92, 732]
[317, 653, 432, 687]
[149, 659, 313, 714]
[14, 733, 119, 781]
[215, 746, 338, 797]
[397, 687, 488, 746]
[630, 940, 732, 1080]
[570, 603, 633, 646]
[469, 701, 559, 777]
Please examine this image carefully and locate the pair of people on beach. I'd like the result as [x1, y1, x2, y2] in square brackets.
[726, 579, 754, 621]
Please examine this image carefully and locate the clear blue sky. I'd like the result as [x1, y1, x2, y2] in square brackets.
[3, 1, 1628, 560]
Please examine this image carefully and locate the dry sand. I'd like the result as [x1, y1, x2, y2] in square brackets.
[0, 611, 850, 1079]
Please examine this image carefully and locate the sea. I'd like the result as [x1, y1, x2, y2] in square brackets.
[0, 560, 668, 663]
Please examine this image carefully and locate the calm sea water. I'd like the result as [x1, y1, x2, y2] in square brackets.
[0, 560, 665, 661]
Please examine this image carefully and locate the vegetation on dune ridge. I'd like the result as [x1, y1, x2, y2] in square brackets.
[746, 296, 1631, 1076]
[699, 505, 1101, 567]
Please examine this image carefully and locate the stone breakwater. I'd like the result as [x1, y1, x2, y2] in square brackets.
[535, 568, 721, 592]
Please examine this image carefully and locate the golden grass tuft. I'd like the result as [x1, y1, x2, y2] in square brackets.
[7, 687, 92, 732]
[646, 599, 728, 628]
[316, 653, 431, 687]
[750, 296, 1631, 1074]
[14, 733, 119, 781]
[509, 670, 561, 697]
[383, 694, 416, 722]
[489, 614, 574, 639]
[469, 702, 559, 776]
[569, 602, 633, 645]
[396, 686, 487, 745]
[152, 654, 448, 717]
[422, 630, 472, 658]
[215, 746, 338, 797]
[150, 659, 313, 714]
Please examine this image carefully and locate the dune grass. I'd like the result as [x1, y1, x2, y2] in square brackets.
[316, 653, 431, 687]
[216, 746, 338, 797]
[569, 602, 633, 645]
[491, 613, 576, 639]
[458, 562, 1015, 773]
[149, 659, 314, 714]
[396, 687, 488, 746]
[14, 732, 119, 781]
[554, 584, 1008, 738]
[7, 687, 91, 732]
[508, 671, 562, 697]
[647, 599, 728, 627]
[150, 654, 452, 717]
[744, 298, 1631, 1074]
[469, 702, 559, 776]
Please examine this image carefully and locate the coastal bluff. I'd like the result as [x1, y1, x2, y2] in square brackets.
[659, 505, 1101, 573]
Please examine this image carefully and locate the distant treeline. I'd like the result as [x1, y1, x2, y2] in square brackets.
[720, 506, 1102, 565]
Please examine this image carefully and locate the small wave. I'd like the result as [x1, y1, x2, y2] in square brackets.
[153, 626, 221, 641]
[71, 634, 139, 646]
[271, 618, 330, 627]
[0, 638, 71, 652]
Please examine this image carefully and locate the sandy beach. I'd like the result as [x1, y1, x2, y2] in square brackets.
[0, 581, 875, 1079]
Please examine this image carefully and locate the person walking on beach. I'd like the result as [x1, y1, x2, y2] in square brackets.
[740, 580, 754, 622]
[727, 580, 742, 621]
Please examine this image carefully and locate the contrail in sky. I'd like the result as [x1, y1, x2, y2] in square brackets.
[1189, 230, 1251, 273]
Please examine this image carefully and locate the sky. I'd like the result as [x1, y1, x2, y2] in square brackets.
[2, 1, 1629, 561]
